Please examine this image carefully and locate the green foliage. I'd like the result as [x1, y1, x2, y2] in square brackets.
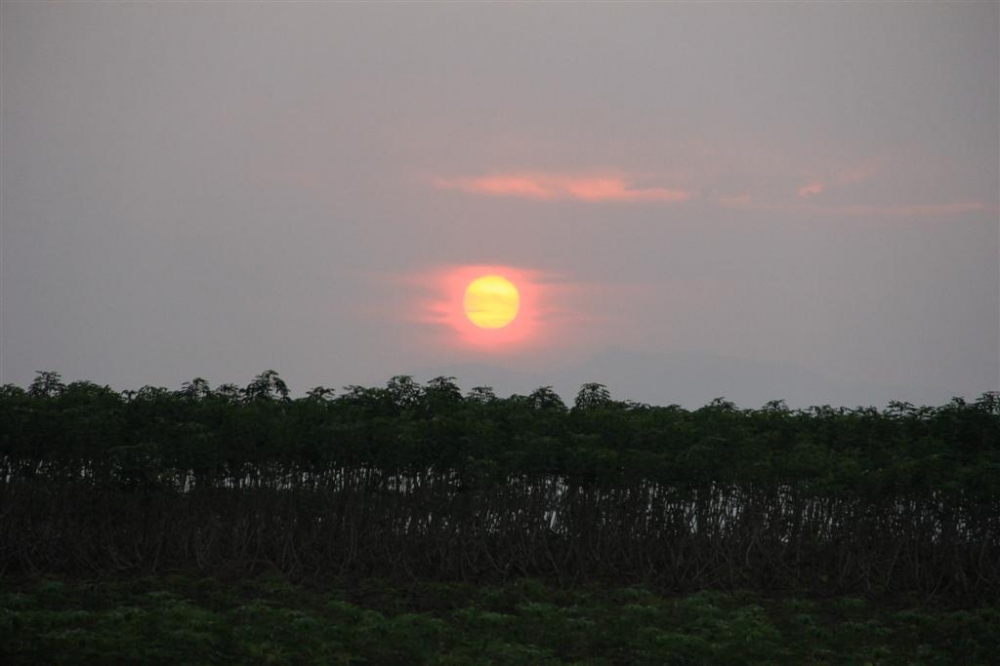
[5, 371, 997, 495]
[2, 577, 998, 665]
[1, 372, 998, 601]
[574, 383, 612, 410]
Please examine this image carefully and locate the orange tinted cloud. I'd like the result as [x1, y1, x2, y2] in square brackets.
[434, 173, 696, 203]
[797, 181, 825, 198]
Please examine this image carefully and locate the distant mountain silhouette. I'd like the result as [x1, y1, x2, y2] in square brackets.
[409, 348, 958, 409]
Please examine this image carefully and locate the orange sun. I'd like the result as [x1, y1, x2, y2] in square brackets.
[463, 275, 520, 329]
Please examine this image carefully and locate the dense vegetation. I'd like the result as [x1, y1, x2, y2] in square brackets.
[2, 371, 997, 603]
[4, 575, 999, 665]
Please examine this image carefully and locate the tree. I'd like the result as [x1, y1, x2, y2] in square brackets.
[28, 371, 64, 398]
[214, 383, 244, 402]
[529, 386, 566, 412]
[305, 386, 336, 402]
[467, 386, 497, 404]
[245, 370, 289, 402]
[574, 383, 612, 410]
[422, 376, 463, 412]
[180, 378, 212, 400]
[386, 375, 422, 409]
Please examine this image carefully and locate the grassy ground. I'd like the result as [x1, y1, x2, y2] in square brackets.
[2, 574, 997, 665]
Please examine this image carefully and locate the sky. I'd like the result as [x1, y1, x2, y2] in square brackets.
[2, 2, 998, 408]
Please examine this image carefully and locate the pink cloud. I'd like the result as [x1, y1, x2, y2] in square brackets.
[434, 173, 696, 203]
[797, 181, 825, 198]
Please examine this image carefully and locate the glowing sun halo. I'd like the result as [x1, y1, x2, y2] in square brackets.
[463, 275, 520, 329]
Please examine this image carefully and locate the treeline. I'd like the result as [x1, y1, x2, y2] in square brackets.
[1, 371, 998, 601]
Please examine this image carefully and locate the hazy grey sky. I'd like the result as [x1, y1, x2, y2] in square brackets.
[3, 2, 998, 407]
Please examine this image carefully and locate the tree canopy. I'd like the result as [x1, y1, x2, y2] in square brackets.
[1, 371, 997, 600]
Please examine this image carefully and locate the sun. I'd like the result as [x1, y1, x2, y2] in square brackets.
[463, 275, 520, 329]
